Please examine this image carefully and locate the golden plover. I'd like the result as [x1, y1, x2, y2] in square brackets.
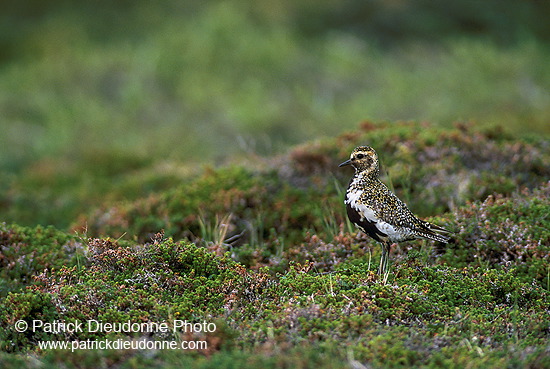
[339, 146, 451, 275]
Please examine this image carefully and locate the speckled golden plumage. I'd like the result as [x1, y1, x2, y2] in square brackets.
[339, 146, 451, 275]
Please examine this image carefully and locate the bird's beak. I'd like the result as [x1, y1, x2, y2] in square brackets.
[338, 159, 352, 167]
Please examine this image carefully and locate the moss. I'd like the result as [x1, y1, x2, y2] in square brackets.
[1, 235, 247, 353]
[76, 122, 549, 273]
[1, 123, 549, 367]
[79, 165, 344, 272]
[0, 223, 84, 297]
[0, 291, 59, 352]
[441, 183, 550, 284]
[0, 227, 548, 366]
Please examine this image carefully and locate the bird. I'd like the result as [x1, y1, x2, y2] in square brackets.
[339, 146, 451, 276]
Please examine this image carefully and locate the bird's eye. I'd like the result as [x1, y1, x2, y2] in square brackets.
[356, 153, 365, 159]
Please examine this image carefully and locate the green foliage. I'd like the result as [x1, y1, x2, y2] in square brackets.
[0, 291, 59, 352]
[77, 122, 549, 278]
[2, 0, 550, 231]
[81, 164, 343, 271]
[0, 223, 84, 297]
[2, 0, 550, 365]
[2, 119, 548, 366]
[292, 0, 550, 44]
[441, 185, 550, 285]
[1, 235, 243, 352]
[2, 228, 547, 367]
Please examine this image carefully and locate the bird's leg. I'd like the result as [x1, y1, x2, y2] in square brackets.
[378, 242, 390, 276]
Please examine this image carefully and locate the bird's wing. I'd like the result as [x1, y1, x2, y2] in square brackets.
[363, 181, 452, 243]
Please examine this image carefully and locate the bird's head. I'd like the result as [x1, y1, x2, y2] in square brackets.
[339, 146, 379, 175]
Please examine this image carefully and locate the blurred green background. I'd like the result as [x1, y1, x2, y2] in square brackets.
[1, 0, 549, 227]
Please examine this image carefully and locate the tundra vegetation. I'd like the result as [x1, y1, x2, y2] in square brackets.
[1, 1, 549, 367]
[1, 122, 549, 368]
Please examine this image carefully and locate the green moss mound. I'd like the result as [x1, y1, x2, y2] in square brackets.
[1, 122, 549, 368]
[1, 236, 243, 352]
[443, 184, 549, 284]
[78, 122, 549, 274]
[0, 224, 84, 297]
[1, 229, 548, 367]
